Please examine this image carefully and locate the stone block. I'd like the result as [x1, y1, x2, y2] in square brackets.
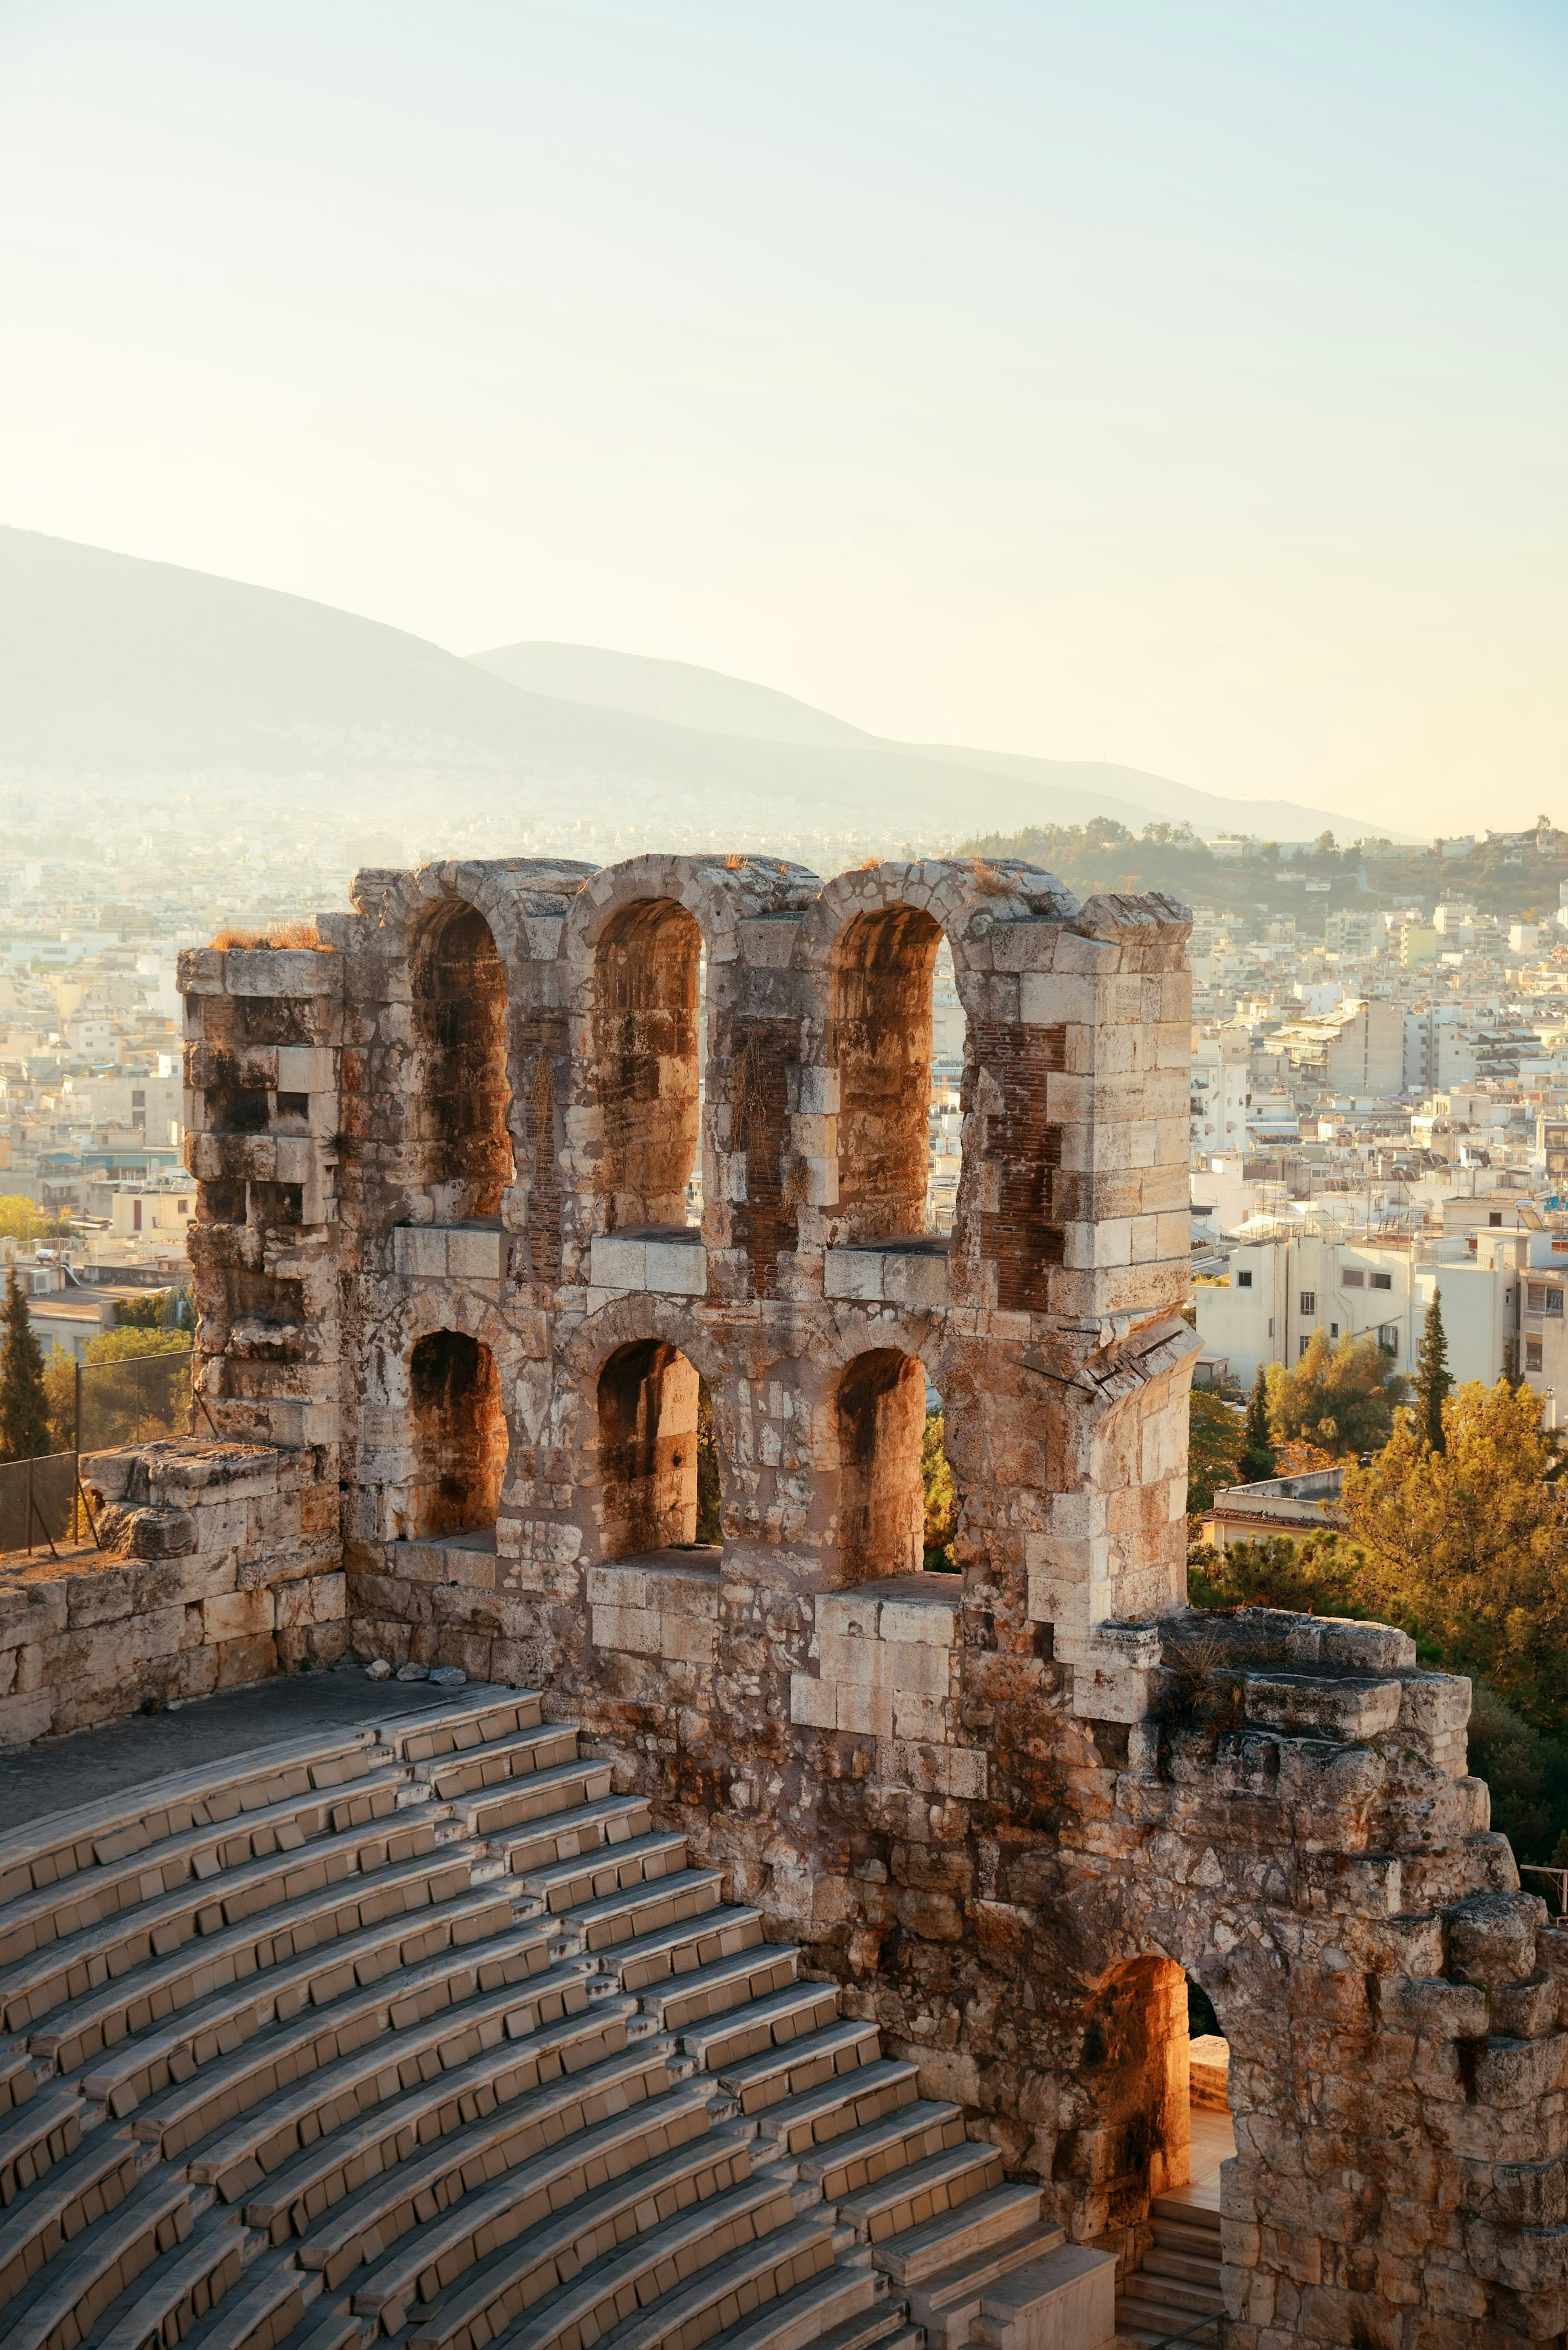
[588, 1235, 646, 1290]
[447, 1224, 507, 1280]
[394, 1225, 448, 1277]
[882, 1251, 948, 1308]
[790, 1673, 837, 1729]
[644, 1237, 706, 1295]
[824, 1248, 885, 1301]
[203, 1588, 276, 1642]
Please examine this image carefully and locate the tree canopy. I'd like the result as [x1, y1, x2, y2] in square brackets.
[1341, 1377, 1568, 1735]
[0, 1269, 52, 1462]
[1266, 1329, 1408, 1458]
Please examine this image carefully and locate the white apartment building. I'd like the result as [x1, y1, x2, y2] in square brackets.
[1196, 1213, 1568, 1404]
[1270, 1000, 1404, 1097]
[1196, 1229, 1412, 1386]
[1190, 1029, 1250, 1153]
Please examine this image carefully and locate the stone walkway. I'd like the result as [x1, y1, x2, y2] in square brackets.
[0, 1668, 467, 1826]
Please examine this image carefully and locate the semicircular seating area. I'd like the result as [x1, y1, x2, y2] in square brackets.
[0, 1688, 1106, 2350]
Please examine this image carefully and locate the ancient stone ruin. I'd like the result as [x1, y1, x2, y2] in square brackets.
[0, 852, 1561, 2350]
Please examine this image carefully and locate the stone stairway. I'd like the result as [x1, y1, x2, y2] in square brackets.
[1114, 2194, 1223, 2346]
[0, 1687, 1115, 2350]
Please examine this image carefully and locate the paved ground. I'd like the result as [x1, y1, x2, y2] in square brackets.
[0, 1669, 490, 1827]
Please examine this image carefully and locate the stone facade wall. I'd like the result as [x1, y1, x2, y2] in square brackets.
[0, 1440, 344, 1743]
[169, 851, 1568, 2344]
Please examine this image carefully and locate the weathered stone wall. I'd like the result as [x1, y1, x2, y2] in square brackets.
[0, 1441, 344, 1743]
[171, 851, 1568, 2344]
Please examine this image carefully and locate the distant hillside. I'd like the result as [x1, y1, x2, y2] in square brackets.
[0, 528, 1376, 848]
[467, 640, 1379, 843]
[469, 641, 872, 749]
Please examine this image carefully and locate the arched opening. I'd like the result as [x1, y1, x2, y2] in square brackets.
[412, 902, 512, 1218]
[830, 903, 945, 1244]
[407, 1329, 508, 1540]
[597, 1339, 722, 1561]
[1088, 1960, 1232, 2342]
[921, 1378, 958, 1571]
[836, 1348, 927, 1583]
[593, 900, 704, 1234]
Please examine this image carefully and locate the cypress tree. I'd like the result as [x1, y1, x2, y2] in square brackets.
[0, 1268, 51, 1463]
[1415, 1286, 1454, 1452]
[1239, 1362, 1276, 1482]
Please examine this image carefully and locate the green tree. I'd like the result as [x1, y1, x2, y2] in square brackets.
[694, 1379, 722, 1545]
[1239, 1365, 1276, 1482]
[1414, 1288, 1454, 1450]
[1341, 1377, 1568, 1733]
[922, 1410, 958, 1570]
[1187, 1391, 1243, 1516]
[1187, 1528, 1366, 1618]
[1464, 1681, 1568, 1867]
[114, 1290, 170, 1329]
[0, 1268, 51, 1461]
[0, 1197, 70, 1247]
[1266, 1329, 1408, 1457]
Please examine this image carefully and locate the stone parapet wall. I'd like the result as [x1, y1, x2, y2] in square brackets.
[0, 1440, 345, 1744]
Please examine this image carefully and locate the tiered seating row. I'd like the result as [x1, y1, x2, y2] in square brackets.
[0, 1685, 1083, 2350]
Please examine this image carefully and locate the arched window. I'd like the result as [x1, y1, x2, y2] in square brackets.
[597, 1339, 720, 1560]
[835, 1347, 928, 1583]
[593, 900, 704, 1233]
[407, 1329, 508, 1539]
[412, 903, 512, 1218]
[830, 904, 947, 1243]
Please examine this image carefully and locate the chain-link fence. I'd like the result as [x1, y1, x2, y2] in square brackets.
[0, 1344, 194, 1561]
[75, 1347, 194, 1454]
[0, 1451, 81, 1558]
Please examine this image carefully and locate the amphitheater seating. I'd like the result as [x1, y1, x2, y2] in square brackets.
[0, 1685, 1105, 2350]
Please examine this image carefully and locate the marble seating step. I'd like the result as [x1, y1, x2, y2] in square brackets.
[747, 2058, 919, 2161]
[132, 1934, 568, 2169]
[693, 2261, 885, 2350]
[0, 2045, 41, 2112]
[363, 2107, 750, 2341]
[581, 2213, 837, 2350]
[0, 2085, 82, 2208]
[590, 1899, 764, 1994]
[0, 1765, 408, 1974]
[407, 2176, 805, 2350]
[61, 1880, 521, 2103]
[969, 2241, 1118, 2349]
[0, 1735, 383, 1923]
[28, 1849, 488, 2074]
[713, 2016, 881, 2117]
[832, 2136, 1005, 2244]
[0, 1816, 471, 2039]
[2, 2166, 194, 2350]
[81, 1907, 545, 2120]
[511, 1826, 684, 1914]
[0, 2127, 143, 2310]
[795, 2099, 972, 2207]
[241, 2005, 633, 2247]
[95, 2202, 250, 2350]
[285, 2031, 666, 2286]
[460, 1762, 617, 1842]
[385, 1697, 545, 1770]
[549, 1862, 722, 1956]
[422, 1727, 581, 1806]
[633, 1942, 798, 2040]
[180, 1960, 601, 2204]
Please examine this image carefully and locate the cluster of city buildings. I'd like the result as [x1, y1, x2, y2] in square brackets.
[1188, 879, 1568, 1404]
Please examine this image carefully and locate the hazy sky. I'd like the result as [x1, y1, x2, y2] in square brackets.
[2, 1, 1564, 832]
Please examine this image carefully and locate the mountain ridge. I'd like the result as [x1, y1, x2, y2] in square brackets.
[0, 526, 1385, 845]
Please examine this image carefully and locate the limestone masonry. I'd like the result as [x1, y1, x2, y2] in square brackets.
[1, 849, 1553, 2349]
